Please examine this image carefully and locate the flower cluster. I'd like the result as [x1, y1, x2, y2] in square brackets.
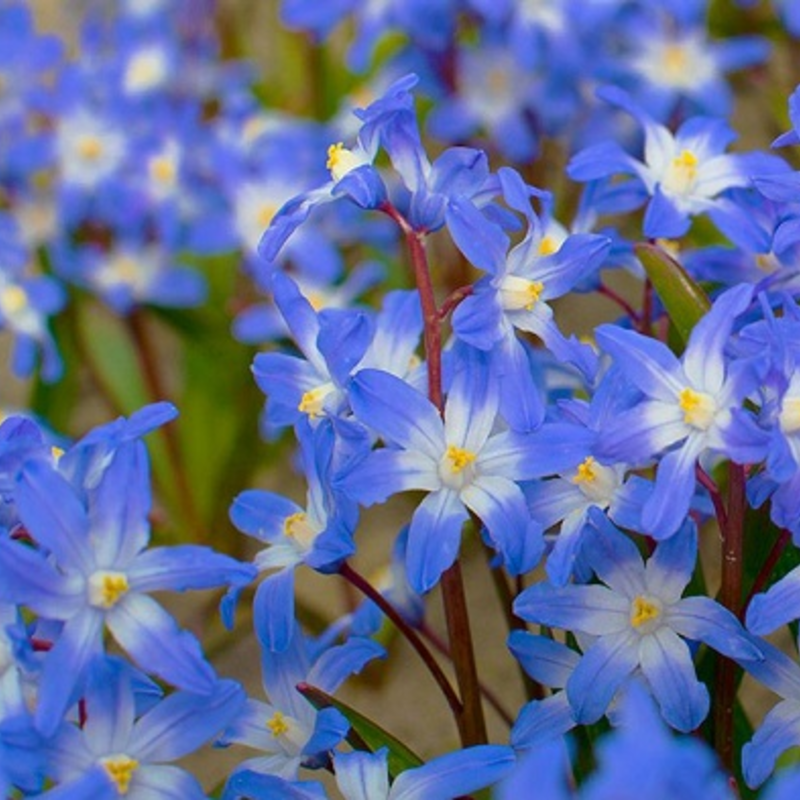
[7, 0, 800, 798]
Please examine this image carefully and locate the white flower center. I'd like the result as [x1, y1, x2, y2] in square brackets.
[629, 595, 663, 635]
[678, 388, 717, 430]
[570, 457, 619, 505]
[438, 445, 477, 491]
[499, 275, 545, 312]
[88, 571, 130, 609]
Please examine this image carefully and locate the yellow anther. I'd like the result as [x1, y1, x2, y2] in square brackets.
[538, 236, 559, 256]
[0, 285, 27, 315]
[524, 281, 544, 310]
[77, 136, 104, 161]
[572, 456, 597, 485]
[630, 596, 661, 629]
[297, 384, 334, 418]
[266, 711, 290, 738]
[282, 511, 319, 550]
[326, 142, 344, 170]
[149, 156, 176, 186]
[101, 754, 139, 795]
[445, 445, 477, 474]
[256, 203, 277, 229]
[664, 149, 699, 195]
[51, 446, 64, 462]
[284, 512, 307, 539]
[325, 142, 364, 181]
[88, 571, 130, 609]
[678, 387, 715, 429]
[662, 44, 688, 78]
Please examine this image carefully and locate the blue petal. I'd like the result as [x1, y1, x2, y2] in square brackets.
[639, 628, 709, 732]
[253, 568, 296, 653]
[462, 475, 543, 575]
[230, 490, 303, 542]
[107, 593, 216, 694]
[222, 770, 326, 800]
[511, 693, 576, 749]
[585, 509, 646, 598]
[566, 630, 639, 724]
[643, 518, 697, 602]
[131, 765, 206, 800]
[129, 546, 255, 593]
[307, 637, 386, 694]
[742, 699, 800, 788]
[446, 197, 509, 274]
[16, 459, 93, 573]
[669, 596, 761, 660]
[746, 565, 800, 636]
[348, 370, 444, 459]
[643, 185, 691, 239]
[514, 583, 629, 635]
[334, 750, 389, 800]
[507, 632, 580, 688]
[406, 489, 468, 594]
[391, 745, 515, 800]
[35, 609, 104, 736]
[129, 679, 245, 761]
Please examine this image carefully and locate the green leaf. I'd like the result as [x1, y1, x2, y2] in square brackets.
[634, 242, 711, 344]
[72, 299, 180, 535]
[298, 683, 424, 779]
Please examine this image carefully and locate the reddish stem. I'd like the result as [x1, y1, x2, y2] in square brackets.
[597, 282, 640, 323]
[742, 528, 791, 619]
[379, 200, 487, 746]
[439, 285, 474, 321]
[339, 563, 462, 720]
[714, 463, 747, 774]
[418, 619, 515, 728]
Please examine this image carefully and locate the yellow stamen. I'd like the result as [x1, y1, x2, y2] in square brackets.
[257, 203, 277, 229]
[284, 512, 307, 539]
[572, 456, 597, 485]
[678, 387, 715, 429]
[538, 236, 558, 256]
[664, 149, 698, 195]
[297, 384, 334, 418]
[630, 596, 661, 629]
[0, 285, 27, 315]
[101, 755, 139, 795]
[77, 136, 104, 161]
[149, 156, 176, 185]
[88, 571, 130, 609]
[266, 710, 290, 737]
[445, 445, 477, 474]
[663, 44, 688, 78]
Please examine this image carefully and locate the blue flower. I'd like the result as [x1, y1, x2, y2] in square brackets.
[595, 283, 764, 537]
[219, 624, 380, 780]
[0, 417, 255, 735]
[338, 349, 571, 592]
[448, 167, 608, 420]
[39, 656, 245, 799]
[229, 419, 357, 651]
[514, 511, 760, 731]
[568, 87, 759, 239]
